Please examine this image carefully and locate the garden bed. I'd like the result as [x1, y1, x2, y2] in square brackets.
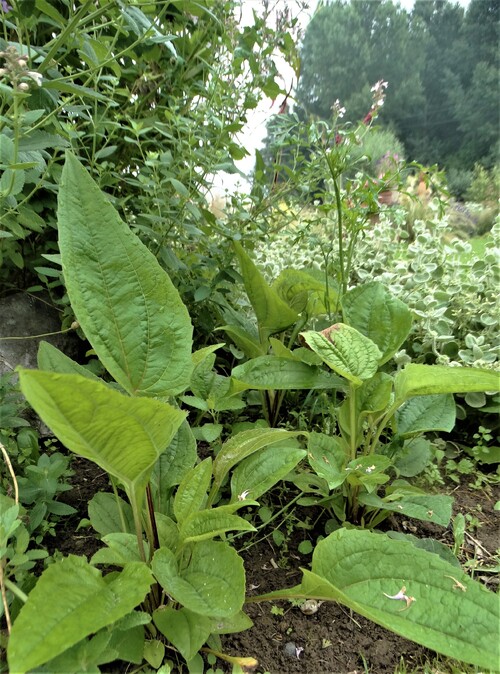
[49, 456, 498, 674]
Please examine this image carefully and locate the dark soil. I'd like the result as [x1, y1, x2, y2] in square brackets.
[50, 456, 499, 674]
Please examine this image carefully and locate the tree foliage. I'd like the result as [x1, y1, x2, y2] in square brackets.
[294, 0, 499, 170]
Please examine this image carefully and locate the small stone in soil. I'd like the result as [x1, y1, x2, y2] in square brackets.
[283, 642, 304, 659]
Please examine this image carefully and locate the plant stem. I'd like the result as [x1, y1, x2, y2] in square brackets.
[349, 383, 358, 462]
[332, 177, 347, 296]
[129, 489, 147, 563]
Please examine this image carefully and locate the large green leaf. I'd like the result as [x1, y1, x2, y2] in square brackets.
[217, 325, 265, 359]
[306, 432, 347, 490]
[152, 541, 245, 618]
[174, 458, 212, 523]
[300, 325, 381, 385]
[88, 492, 134, 536]
[37, 341, 101, 382]
[178, 506, 256, 544]
[7, 556, 154, 674]
[272, 268, 336, 315]
[359, 492, 453, 526]
[231, 356, 344, 391]
[396, 394, 456, 436]
[211, 428, 304, 499]
[342, 282, 412, 364]
[18, 369, 186, 496]
[394, 364, 499, 403]
[230, 445, 307, 502]
[233, 241, 298, 341]
[300, 529, 498, 670]
[58, 152, 193, 397]
[153, 607, 212, 663]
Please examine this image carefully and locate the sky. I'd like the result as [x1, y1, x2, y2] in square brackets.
[211, 0, 471, 195]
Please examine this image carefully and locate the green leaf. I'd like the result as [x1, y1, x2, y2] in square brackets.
[345, 455, 391, 492]
[306, 432, 347, 490]
[179, 506, 256, 543]
[58, 152, 193, 397]
[151, 420, 197, 494]
[7, 556, 154, 674]
[174, 458, 212, 523]
[233, 241, 298, 341]
[18, 370, 186, 497]
[231, 445, 307, 502]
[342, 282, 412, 364]
[43, 80, 111, 101]
[338, 372, 393, 443]
[154, 607, 212, 662]
[231, 356, 345, 391]
[91, 533, 146, 565]
[301, 529, 499, 670]
[88, 492, 134, 537]
[359, 491, 453, 526]
[18, 131, 69, 152]
[272, 268, 336, 315]
[37, 341, 101, 381]
[211, 610, 254, 634]
[143, 639, 165, 669]
[212, 428, 304, 496]
[396, 394, 456, 435]
[393, 437, 433, 477]
[300, 325, 381, 385]
[218, 325, 265, 359]
[394, 364, 499, 403]
[152, 541, 245, 618]
[192, 423, 223, 442]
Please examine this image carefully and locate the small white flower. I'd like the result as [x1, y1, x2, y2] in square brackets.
[365, 465, 376, 473]
[237, 489, 250, 501]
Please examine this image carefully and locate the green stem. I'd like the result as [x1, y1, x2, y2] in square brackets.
[332, 177, 346, 296]
[110, 478, 128, 533]
[4, 577, 28, 603]
[368, 401, 400, 455]
[129, 489, 147, 563]
[349, 383, 358, 462]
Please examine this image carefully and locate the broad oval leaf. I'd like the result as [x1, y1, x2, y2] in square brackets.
[18, 369, 186, 490]
[150, 420, 197, 495]
[272, 268, 337, 315]
[58, 152, 193, 396]
[212, 428, 304, 496]
[300, 325, 381, 385]
[394, 364, 500, 403]
[358, 491, 453, 526]
[153, 607, 212, 663]
[178, 507, 255, 543]
[152, 541, 245, 618]
[302, 529, 499, 670]
[342, 282, 412, 364]
[37, 341, 101, 382]
[231, 445, 307, 502]
[307, 432, 347, 490]
[174, 458, 212, 524]
[396, 394, 456, 436]
[7, 555, 153, 674]
[234, 240, 298, 340]
[231, 356, 345, 391]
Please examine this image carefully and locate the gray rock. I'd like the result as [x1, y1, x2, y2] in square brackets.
[0, 292, 77, 375]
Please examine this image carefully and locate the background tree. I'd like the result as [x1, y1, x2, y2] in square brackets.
[280, 0, 499, 174]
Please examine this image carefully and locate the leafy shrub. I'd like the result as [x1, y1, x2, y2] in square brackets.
[446, 168, 473, 200]
[465, 163, 500, 204]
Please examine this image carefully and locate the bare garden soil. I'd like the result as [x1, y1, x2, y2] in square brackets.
[49, 457, 499, 674]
